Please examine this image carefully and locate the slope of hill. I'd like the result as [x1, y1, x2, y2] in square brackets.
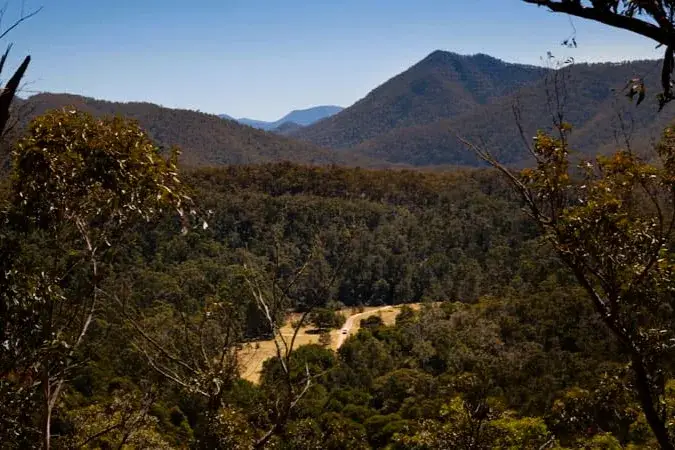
[15, 94, 365, 167]
[273, 121, 304, 135]
[223, 105, 344, 130]
[289, 50, 670, 167]
[233, 117, 273, 129]
[11, 53, 672, 170]
[292, 51, 547, 148]
[350, 59, 673, 167]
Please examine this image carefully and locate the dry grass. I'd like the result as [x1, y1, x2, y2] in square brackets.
[237, 327, 336, 384]
[376, 303, 421, 326]
[238, 303, 423, 383]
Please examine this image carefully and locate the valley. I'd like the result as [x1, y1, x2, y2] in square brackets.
[4, 1, 675, 446]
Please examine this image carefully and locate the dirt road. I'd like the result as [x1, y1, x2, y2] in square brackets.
[336, 305, 393, 348]
[239, 304, 403, 383]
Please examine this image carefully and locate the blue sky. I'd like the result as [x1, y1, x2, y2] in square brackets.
[4, 0, 664, 120]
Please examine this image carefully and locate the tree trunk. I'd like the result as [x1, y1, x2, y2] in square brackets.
[632, 354, 674, 450]
[41, 370, 51, 450]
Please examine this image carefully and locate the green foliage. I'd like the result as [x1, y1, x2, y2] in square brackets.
[392, 396, 552, 450]
[318, 331, 332, 347]
[0, 109, 192, 448]
[193, 407, 255, 450]
[319, 412, 369, 450]
[11, 109, 190, 232]
[488, 415, 552, 449]
[580, 432, 624, 449]
[5, 152, 668, 448]
[185, 163, 537, 309]
[62, 387, 171, 449]
[512, 122, 675, 448]
[372, 369, 434, 413]
[261, 344, 337, 389]
[360, 315, 384, 330]
[283, 418, 324, 449]
[395, 305, 416, 325]
[309, 308, 346, 330]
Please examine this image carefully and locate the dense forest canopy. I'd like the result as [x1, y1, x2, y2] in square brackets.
[2, 150, 673, 448]
[5, 1, 675, 449]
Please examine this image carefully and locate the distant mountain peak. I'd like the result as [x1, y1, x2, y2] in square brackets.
[421, 49, 469, 62]
[278, 105, 344, 127]
[286, 105, 343, 116]
[292, 49, 547, 148]
[293, 52, 670, 168]
[220, 105, 344, 131]
[273, 121, 304, 136]
[20, 93, 357, 167]
[419, 50, 540, 72]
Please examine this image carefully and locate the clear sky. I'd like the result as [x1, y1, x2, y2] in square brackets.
[3, 0, 664, 121]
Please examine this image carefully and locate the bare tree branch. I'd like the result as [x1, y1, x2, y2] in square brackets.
[0, 4, 42, 42]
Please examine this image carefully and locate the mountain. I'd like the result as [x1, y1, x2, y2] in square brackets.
[225, 105, 344, 131]
[292, 50, 673, 167]
[10, 52, 675, 170]
[292, 51, 547, 148]
[273, 121, 304, 136]
[235, 117, 275, 129]
[348, 59, 673, 167]
[15, 94, 367, 167]
[278, 105, 344, 126]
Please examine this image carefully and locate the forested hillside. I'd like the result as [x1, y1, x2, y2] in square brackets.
[7, 0, 675, 448]
[293, 51, 547, 149]
[13, 54, 673, 171]
[294, 52, 674, 167]
[4, 150, 665, 448]
[122, 163, 541, 313]
[350, 59, 675, 166]
[12, 94, 367, 167]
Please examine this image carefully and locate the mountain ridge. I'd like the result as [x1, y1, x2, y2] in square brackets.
[10, 51, 674, 171]
[15, 94, 366, 167]
[221, 105, 344, 131]
[291, 50, 670, 167]
[348, 58, 672, 167]
[291, 50, 549, 148]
